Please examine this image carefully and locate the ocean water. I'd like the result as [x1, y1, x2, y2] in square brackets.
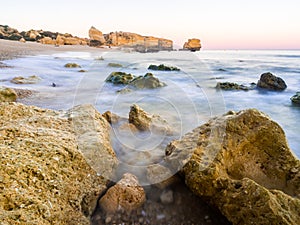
[1, 50, 299, 167]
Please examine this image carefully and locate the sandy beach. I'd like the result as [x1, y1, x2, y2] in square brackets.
[0, 39, 110, 61]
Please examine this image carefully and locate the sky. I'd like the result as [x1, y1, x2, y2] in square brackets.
[1, 0, 300, 49]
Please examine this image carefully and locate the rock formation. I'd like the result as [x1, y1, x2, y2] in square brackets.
[291, 92, 300, 105]
[148, 64, 180, 71]
[165, 109, 300, 225]
[10, 75, 41, 84]
[216, 82, 256, 91]
[183, 38, 201, 51]
[257, 72, 287, 90]
[0, 102, 118, 224]
[88, 26, 106, 47]
[0, 87, 17, 102]
[99, 173, 146, 213]
[129, 73, 166, 89]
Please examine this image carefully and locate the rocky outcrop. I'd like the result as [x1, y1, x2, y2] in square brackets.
[257, 72, 287, 90]
[183, 38, 201, 51]
[0, 102, 118, 225]
[148, 64, 180, 71]
[104, 31, 173, 51]
[99, 173, 146, 213]
[105, 72, 135, 85]
[0, 87, 17, 102]
[165, 109, 300, 225]
[88, 26, 106, 47]
[291, 92, 300, 105]
[129, 73, 166, 89]
[11, 75, 41, 84]
[216, 82, 256, 91]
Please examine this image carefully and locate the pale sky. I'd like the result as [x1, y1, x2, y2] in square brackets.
[1, 0, 300, 49]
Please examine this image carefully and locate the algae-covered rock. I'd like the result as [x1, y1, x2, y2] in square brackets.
[105, 72, 135, 85]
[107, 63, 123, 68]
[216, 82, 256, 91]
[148, 64, 180, 71]
[0, 87, 17, 102]
[165, 109, 300, 225]
[0, 102, 118, 225]
[257, 72, 287, 90]
[129, 73, 166, 89]
[291, 92, 300, 105]
[64, 63, 81, 68]
[11, 75, 41, 84]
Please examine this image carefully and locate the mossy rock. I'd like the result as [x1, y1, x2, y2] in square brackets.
[291, 92, 300, 105]
[129, 73, 166, 89]
[148, 64, 180, 71]
[107, 63, 123, 68]
[0, 87, 17, 102]
[105, 72, 135, 85]
[64, 63, 81, 68]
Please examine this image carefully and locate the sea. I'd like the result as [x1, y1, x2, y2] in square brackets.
[1, 49, 299, 169]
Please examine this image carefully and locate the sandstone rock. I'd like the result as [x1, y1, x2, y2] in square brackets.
[0, 87, 17, 102]
[89, 26, 106, 46]
[107, 63, 123, 68]
[102, 111, 120, 125]
[165, 109, 300, 225]
[64, 63, 81, 68]
[0, 102, 118, 225]
[183, 38, 201, 51]
[19, 37, 26, 43]
[290, 92, 300, 105]
[148, 64, 180, 71]
[99, 173, 146, 213]
[129, 73, 166, 89]
[105, 72, 135, 85]
[129, 104, 172, 134]
[216, 82, 256, 91]
[39, 37, 56, 45]
[257, 72, 287, 90]
[11, 75, 41, 84]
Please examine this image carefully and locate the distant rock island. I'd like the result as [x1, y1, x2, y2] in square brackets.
[0, 25, 201, 52]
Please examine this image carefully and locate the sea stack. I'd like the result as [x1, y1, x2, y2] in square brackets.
[183, 38, 201, 51]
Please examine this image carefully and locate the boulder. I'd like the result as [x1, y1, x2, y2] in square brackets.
[0, 102, 118, 225]
[11, 75, 41, 84]
[64, 63, 81, 68]
[148, 64, 180, 71]
[102, 111, 120, 124]
[39, 37, 56, 45]
[88, 26, 106, 46]
[129, 104, 172, 134]
[105, 72, 135, 85]
[257, 72, 287, 90]
[99, 173, 146, 213]
[0, 87, 17, 102]
[183, 38, 201, 51]
[129, 73, 166, 89]
[19, 37, 26, 43]
[165, 109, 300, 225]
[216, 82, 256, 91]
[107, 63, 123, 68]
[291, 92, 300, 105]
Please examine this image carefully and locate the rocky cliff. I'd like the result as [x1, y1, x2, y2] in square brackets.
[165, 109, 300, 225]
[183, 38, 201, 51]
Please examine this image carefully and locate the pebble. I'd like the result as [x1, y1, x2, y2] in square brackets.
[160, 189, 174, 204]
[105, 216, 112, 224]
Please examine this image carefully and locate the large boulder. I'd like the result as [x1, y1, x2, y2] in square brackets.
[183, 38, 201, 51]
[0, 87, 17, 102]
[257, 72, 287, 90]
[165, 109, 300, 225]
[88, 26, 106, 46]
[99, 173, 146, 213]
[0, 102, 118, 225]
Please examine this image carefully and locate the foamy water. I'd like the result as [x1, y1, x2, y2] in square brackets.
[1, 50, 299, 165]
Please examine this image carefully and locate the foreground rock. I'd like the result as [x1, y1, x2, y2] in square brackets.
[148, 64, 180, 71]
[291, 92, 300, 105]
[183, 38, 201, 51]
[257, 72, 287, 90]
[0, 87, 17, 102]
[10, 75, 41, 84]
[216, 82, 256, 91]
[105, 72, 135, 85]
[165, 109, 300, 225]
[129, 73, 166, 89]
[0, 102, 117, 224]
[99, 173, 146, 213]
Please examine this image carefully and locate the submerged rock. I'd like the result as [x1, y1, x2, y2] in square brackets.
[107, 63, 123, 68]
[216, 82, 256, 91]
[0, 102, 117, 225]
[99, 173, 146, 213]
[10, 75, 41, 84]
[0, 87, 17, 102]
[129, 73, 166, 89]
[291, 92, 300, 105]
[257, 72, 287, 90]
[105, 72, 135, 85]
[148, 64, 180, 71]
[165, 109, 300, 225]
[64, 63, 81, 68]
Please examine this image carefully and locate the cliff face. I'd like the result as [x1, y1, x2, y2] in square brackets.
[105, 31, 173, 52]
[183, 38, 201, 51]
